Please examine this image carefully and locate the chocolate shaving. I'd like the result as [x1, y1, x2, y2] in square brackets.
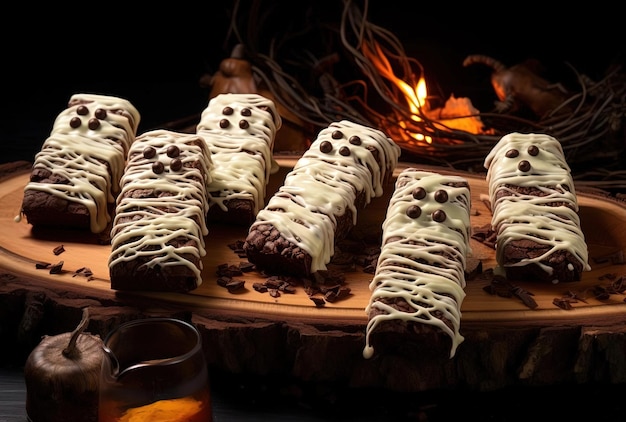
[53, 245, 65, 256]
[73, 267, 94, 279]
[226, 279, 245, 293]
[216, 263, 243, 277]
[483, 274, 538, 309]
[551, 274, 626, 309]
[310, 296, 326, 307]
[49, 261, 64, 274]
[252, 282, 268, 293]
[35, 262, 51, 269]
[227, 240, 247, 258]
[511, 286, 538, 309]
[553, 297, 574, 310]
[471, 224, 497, 249]
[269, 288, 280, 298]
[217, 276, 231, 287]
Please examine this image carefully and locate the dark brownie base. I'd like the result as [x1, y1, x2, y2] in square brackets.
[244, 203, 359, 277]
[110, 246, 201, 293]
[207, 198, 256, 226]
[502, 239, 584, 283]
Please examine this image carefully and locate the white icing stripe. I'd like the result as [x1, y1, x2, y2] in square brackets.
[196, 93, 281, 217]
[109, 129, 213, 288]
[250, 120, 401, 273]
[484, 133, 590, 281]
[363, 169, 471, 359]
[22, 93, 140, 233]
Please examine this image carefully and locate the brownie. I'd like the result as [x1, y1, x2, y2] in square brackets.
[244, 120, 401, 277]
[196, 93, 282, 225]
[109, 130, 213, 293]
[363, 169, 472, 360]
[19, 93, 140, 234]
[484, 132, 591, 284]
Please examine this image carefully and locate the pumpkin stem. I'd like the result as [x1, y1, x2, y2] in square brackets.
[63, 307, 89, 358]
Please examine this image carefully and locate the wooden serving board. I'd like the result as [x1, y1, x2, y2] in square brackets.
[2, 157, 626, 391]
[2, 156, 625, 323]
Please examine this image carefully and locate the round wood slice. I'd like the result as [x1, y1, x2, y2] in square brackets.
[2, 157, 626, 392]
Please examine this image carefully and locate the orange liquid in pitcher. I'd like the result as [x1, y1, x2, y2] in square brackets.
[99, 387, 212, 422]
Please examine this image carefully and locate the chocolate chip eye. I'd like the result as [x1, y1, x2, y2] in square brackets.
[94, 108, 107, 120]
[69, 117, 81, 128]
[167, 145, 180, 158]
[528, 145, 539, 156]
[412, 187, 426, 200]
[88, 118, 100, 130]
[518, 160, 531, 172]
[170, 158, 183, 171]
[239, 120, 249, 129]
[505, 149, 519, 158]
[320, 140, 333, 153]
[143, 146, 156, 159]
[222, 106, 234, 115]
[434, 189, 448, 203]
[349, 135, 361, 146]
[339, 146, 350, 156]
[331, 130, 343, 140]
[76, 105, 89, 116]
[432, 209, 447, 222]
[241, 108, 252, 117]
[406, 205, 421, 219]
[219, 119, 230, 128]
[152, 161, 165, 174]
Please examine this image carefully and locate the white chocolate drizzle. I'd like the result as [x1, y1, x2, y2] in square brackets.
[109, 129, 213, 289]
[20, 93, 140, 233]
[363, 169, 472, 359]
[250, 120, 401, 273]
[196, 93, 281, 218]
[484, 133, 590, 282]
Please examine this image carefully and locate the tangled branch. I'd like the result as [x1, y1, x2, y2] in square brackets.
[225, 0, 625, 188]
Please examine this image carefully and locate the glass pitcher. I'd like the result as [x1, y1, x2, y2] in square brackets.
[98, 317, 212, 422]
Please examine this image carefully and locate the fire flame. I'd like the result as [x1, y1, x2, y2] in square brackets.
[362, 40, 432, 143]
[362, 40, 490, 145]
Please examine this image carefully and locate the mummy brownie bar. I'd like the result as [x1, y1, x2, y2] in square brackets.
[109, 129, 213, 292]
[484, 132, 590, 283]
[19, 93, 140, 234]
[196, 93, 281, 225]
[244, 120, 401, 277]
[363, 169, 472, 359]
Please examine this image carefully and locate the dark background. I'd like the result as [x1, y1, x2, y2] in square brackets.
[3, 2, 623, 164]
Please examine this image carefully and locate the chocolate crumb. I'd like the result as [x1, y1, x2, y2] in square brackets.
[217, 276, 231, 287]
[471, 224, 497, 249]
[53, 245, 65, 256]
[483, 274, 537, 309]
[49, 261, 64, 274]
[35, 262, 51, 269]
[252, 282, 268, 293]
[239, 261, 256, 272]
[310, 296, 326, 307]
[226, 279, 245, 292]
[216, 263, 243, 277]
[592, 285, 611, 300]
[269, 288, 280, 298]
[553, 297, 574, 310]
